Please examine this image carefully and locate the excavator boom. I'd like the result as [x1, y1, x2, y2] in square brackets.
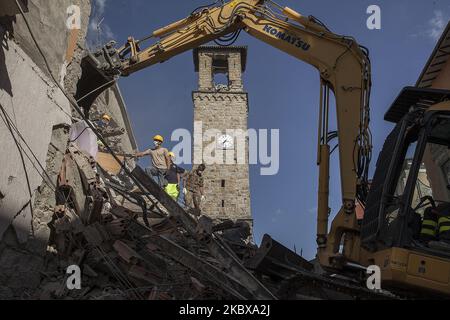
[80, 0, 372, 269]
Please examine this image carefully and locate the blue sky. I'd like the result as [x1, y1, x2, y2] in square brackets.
[87, 0, 450, 259]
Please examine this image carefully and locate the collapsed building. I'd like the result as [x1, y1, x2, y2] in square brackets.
[0, 0, 150, 299]
[0, 0, 93, 297]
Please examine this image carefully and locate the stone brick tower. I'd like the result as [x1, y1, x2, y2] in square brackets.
[192, 46, 252, 227]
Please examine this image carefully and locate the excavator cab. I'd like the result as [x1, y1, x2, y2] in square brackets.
[360, 87, 450, 295]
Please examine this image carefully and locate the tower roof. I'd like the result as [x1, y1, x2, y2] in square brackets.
[193, 46, 248, 72]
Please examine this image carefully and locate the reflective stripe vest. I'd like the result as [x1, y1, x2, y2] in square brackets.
[421, 218, 438, 238]
[439, 216, 450, 235]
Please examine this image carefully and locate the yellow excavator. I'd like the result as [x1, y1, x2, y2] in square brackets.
[78, 0, 450, 297]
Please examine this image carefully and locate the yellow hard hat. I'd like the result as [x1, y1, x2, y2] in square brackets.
[153, 135, 164, 143]
[102, 114, 112, 122]
[169, 152, 175, 158]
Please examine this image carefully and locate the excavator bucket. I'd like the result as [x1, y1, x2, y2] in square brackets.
[75, 44, 122, 112]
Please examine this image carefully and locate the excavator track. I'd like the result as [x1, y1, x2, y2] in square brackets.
[277, 270, 400, 300]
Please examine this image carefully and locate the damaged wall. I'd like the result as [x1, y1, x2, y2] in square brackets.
[0, 0, 91, 297]
[1, 0, 91, 83]
[0, 40, 72, 242]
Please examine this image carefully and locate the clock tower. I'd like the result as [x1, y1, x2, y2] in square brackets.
[192, 46, 252, 228]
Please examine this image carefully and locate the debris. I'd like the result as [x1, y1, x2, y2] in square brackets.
[190, 277, 206, 294]
[113, 240, 141, 264]
[13, 122, 384, 300]
[245, 234, 313, 280]
[26, 143, 280, 300]
[83, 223, 109, 247]
[97, 152, 125, 175]
[128, 265, 160, 285]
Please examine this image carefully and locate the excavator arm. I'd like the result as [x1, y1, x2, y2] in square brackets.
[89, 0, 372, 269]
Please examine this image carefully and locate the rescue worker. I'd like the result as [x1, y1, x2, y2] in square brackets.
[420, 202, 450, 243]
[183, 164, 206, 216]
[92, 114, 112, 151]
[164, 152, 186, 201]
[420, 207, 439, 243]
[95, 114, 112, 129]
[134, 135, 171, 188]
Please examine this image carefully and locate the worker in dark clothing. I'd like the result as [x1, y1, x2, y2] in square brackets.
[164, 152, 186, 201]
[183, 164, 206, 216]
[420, 207, 439, 243]
[420, 202, 450, 243]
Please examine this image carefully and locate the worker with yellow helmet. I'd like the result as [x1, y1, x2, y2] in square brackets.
[134, 135, 171, 187]
[93, 113, 112, 130]
[91, 113, 112, 151]
[164, 152, 186, 201]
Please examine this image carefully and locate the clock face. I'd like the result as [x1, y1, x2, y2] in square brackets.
[217, 134, 234, 150]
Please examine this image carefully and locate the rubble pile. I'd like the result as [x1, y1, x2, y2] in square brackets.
[34, 143, 273, 300]
[28, 140, 390, 300]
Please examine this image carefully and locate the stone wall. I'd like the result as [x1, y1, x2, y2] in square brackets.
[193, 93, 252, 222]
[193, 47, 252, 225]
